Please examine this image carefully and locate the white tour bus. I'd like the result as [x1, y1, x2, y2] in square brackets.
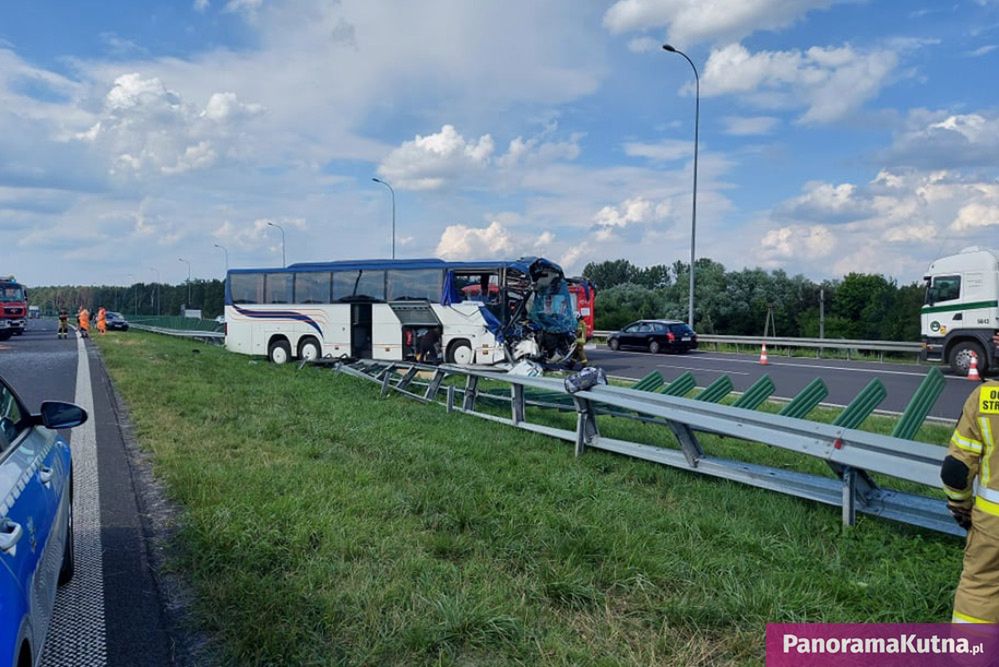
[224, 257, 578, 365]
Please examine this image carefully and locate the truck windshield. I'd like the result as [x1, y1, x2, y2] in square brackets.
[0, 286, 24, 302]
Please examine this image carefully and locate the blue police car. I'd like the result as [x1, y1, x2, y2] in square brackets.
[0, 376, 86, 667]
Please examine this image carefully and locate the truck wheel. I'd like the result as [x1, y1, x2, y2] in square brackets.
[268, 339, 291, 365]
[949, 340, 985, 376]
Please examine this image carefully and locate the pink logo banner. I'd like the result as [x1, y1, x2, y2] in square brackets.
[767, 624, 999, 666]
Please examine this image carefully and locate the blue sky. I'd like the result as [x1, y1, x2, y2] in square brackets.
[1, 0, 998, 286]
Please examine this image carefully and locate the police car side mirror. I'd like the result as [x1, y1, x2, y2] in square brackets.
[37, 401, 88, 430]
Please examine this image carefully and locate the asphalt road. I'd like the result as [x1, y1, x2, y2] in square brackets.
[587, 346, 975, 422]
[0, 319, 171, 666]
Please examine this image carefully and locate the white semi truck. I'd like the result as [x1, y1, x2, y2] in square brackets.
[921, 246, 999, 375]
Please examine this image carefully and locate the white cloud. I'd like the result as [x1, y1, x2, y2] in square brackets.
[75, 73, 264, 177]
[968, 44, 998, 57]
[378, 124, 583, 190]
[193, 0, 210, 12]
[884, 110, 999, 169]
[760, 224, 835, 259]
[435, 220, 515, 259]
[950, 202, 999, 232]
[214, 217, 307, 251]
[721, 115, 779, 136]
[592, 196, 672, 241]
[701, 43, 898, 123]
[623, 139, 692, 162]
[603, 0, 844, 46]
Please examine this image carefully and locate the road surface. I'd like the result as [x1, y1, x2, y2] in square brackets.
[0, 319, 172, 666]
[587, 346, 973, 422]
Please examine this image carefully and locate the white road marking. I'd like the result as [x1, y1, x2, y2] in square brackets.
[655, 363, 750, 376]
[42, 336, 107, 666]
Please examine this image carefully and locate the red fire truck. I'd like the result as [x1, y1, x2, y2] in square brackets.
[0, 276, 28, 339]
[567, 278, 597, 339]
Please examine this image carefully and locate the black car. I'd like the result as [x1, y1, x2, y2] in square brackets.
[607, 320, 698, 354]
[106, 311, 129, 331]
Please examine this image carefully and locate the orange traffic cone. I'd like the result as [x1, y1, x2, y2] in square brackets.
[968, 352, 981, 381]
[759, 343, 769, 365]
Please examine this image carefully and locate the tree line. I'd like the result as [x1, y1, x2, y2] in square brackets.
[582, 258, 925, 341]
[27, 280, 226, 319]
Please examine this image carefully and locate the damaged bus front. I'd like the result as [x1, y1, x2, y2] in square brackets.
[444, 257, 578, 366]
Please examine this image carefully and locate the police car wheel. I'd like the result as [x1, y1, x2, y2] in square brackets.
[268, 340, 291, 365]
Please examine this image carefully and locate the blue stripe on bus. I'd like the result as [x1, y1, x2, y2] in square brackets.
[232, 305, 324, 337]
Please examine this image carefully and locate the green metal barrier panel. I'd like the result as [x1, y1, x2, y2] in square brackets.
[631, 370, 665, 393]
[778, 378, 829, 419]
[832, 378, 887, 430]
[695, 376, 733, 404]
[731, 375, 775, 411]
[659, 371, 696, 398]
[891, 368, 947, 441]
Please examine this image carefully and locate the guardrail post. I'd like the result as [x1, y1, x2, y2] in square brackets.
[396, 367, 419, 392]
[379, 365, 395, 398]
[842, 466, 857, 528]
[425, 369, 446, 402]
[462, 376, 479, 412]
[511, 384, 525, 424]
[572, 397, 598, 457]
[666, 422, 704, 467]
[446, 385, 456, 413]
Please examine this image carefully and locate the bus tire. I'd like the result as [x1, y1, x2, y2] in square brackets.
[949, 340, 985, 376]
[447, 339, 474, 365]
[268, 339, 291, 365]
[298, 337, 321, 362]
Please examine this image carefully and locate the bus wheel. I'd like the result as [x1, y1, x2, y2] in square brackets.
[447, 340, 474, 365]
[268, 339, 291, 365]
[299, 337, 321, 362]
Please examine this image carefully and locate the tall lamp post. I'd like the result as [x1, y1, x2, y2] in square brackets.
[371, 177, 396, 259]
[149, 267, 160, 315]
[127, 273, 137, 315]
[178, 257, 192, 309]
[214, 242, 230, 272]
[663, 43, 700, 329]
[266, 222, 286, 267]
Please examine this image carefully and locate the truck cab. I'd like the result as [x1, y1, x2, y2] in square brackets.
[0, 277, 28, 337]
[921, 247, 999, 375]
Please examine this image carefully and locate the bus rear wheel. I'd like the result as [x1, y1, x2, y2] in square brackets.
[447, 339, 474, 365]
[298, 337, 321, 362]
[268, 339, 291, 365]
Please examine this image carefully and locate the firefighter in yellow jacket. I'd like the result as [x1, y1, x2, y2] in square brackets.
[942, 350, 999, 624]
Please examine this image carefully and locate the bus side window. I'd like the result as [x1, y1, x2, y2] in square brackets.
[231, 273, 264, 304]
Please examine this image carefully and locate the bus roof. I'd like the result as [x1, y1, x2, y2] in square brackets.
[228, 257, 546, 275]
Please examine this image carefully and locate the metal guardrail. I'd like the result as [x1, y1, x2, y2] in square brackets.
[130, 323, 225, 342]
[333, 360, 958, 537]
[592, 331, 922, 358]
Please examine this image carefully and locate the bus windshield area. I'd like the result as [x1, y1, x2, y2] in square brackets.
[0, 286, 25, 302]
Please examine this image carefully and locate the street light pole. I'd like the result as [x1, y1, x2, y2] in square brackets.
[149, 267, 160, 315]
[214, 243, 230, 272]
[266, 222, 286, 267]
[663, 44, 700, 330]
[372, 177, 396, 259]
[178, 257, 191, 309]
[127, 273, 137, 315]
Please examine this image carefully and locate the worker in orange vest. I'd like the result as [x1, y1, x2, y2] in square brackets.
[78, 307, 90, 338]
[97, 306, 107, 335]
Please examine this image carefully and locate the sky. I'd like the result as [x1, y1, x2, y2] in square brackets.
[1, 0, 998, 287]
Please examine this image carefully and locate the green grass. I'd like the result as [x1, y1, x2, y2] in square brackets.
[96, 332, 964, 666]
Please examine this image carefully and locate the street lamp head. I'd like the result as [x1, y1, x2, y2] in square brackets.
[662, 43, 676, 52]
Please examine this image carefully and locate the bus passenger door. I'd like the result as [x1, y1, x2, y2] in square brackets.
[351, 303, 372, 359]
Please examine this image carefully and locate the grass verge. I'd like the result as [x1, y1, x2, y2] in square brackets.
[96, 332, 963, 666]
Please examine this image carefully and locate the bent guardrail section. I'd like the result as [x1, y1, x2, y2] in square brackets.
[592, 332, 922, 358]
[130, 323, 225, 343]
[333, 360, 958, 538]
